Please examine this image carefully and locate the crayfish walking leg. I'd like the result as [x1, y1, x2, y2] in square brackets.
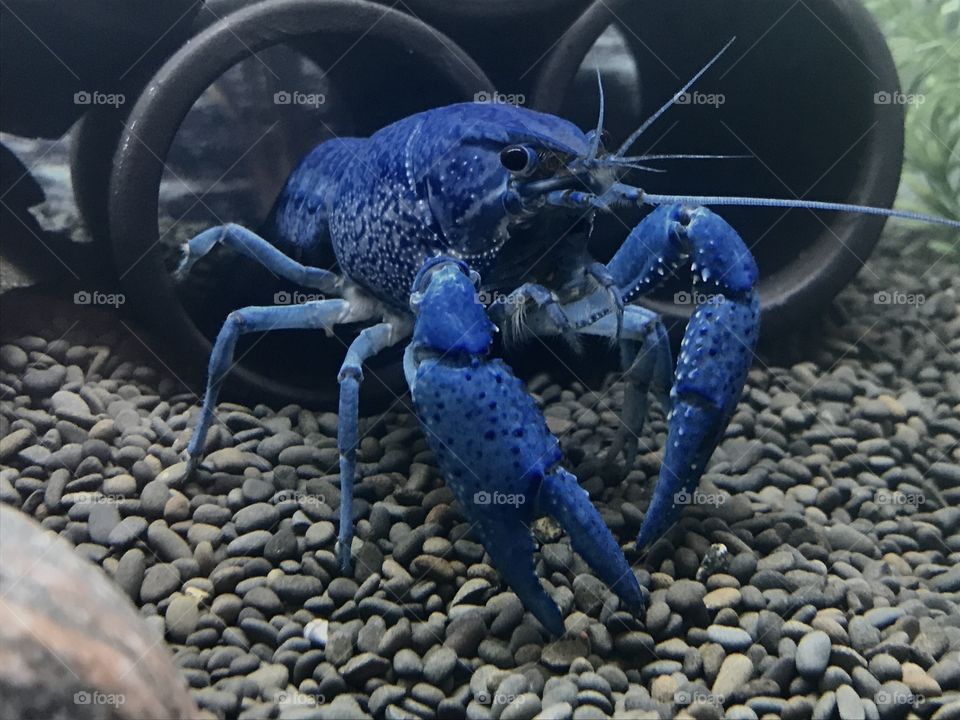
[174, 223, 341, 294]
[335, 321, 411, 572]
[182, 300, 372, 475]
[522, 301, 673, 468]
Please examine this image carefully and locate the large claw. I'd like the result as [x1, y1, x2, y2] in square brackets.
[404, 258, 642, 635]
[607, 203, 760, 550]
[635, 290, 759, 549]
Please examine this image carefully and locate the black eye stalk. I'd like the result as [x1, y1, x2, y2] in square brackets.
[500, 144, 539, 176]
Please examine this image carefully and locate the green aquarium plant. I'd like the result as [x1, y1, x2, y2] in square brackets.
[865, 0, 960, 254]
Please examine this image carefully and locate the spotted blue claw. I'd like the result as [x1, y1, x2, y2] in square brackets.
[606, 203, 760, 550]
[403, 260, 643, 635]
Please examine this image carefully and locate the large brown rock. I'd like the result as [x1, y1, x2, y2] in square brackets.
[0, 505, 200, 720]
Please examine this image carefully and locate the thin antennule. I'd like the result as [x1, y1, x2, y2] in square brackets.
[615, 37, 736, 158]
[640, 192, 960, 229]
[618, 153, 752, 162]
[586, 68, 605, 162]
[602, 160, 668, 173]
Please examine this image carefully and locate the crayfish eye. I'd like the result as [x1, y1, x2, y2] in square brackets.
[600, 129, 611, 148]
[500, 145, 538, 175]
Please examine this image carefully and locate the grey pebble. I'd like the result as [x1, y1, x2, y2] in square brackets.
[51, 390, 91, 418]
[370, 685, 406, 717]
[244, 585, 283, 615]
[826, 525, 877, 555]
[193, 503, 232, 526]
[140, 563, 181, 603]
[203, 447, 271, 473]
[445, 613, 487, 657]
[836, 684, 865, 720]
[340, 652, 389, 684]
[328, 577, 359, 604]
[501, 693, 541, 720]
[394, 648, 423, 678]
[226, 530, 272, 556]
[305, 521, 335, 549]
[147, 521, 192, 561]
[22, 365, 67, 397]
[114, 548, 146, 600]
[666, 579, 707, 612]
[931, 566, 960, 593]
[707, 625, 753, 651]
[194, 689, 239, 716]
[0, 428, 32, 461]
[0, 344, 28, 371]
[874, 681, 914, 720]
[233, 502, 280, 533]
[864, 606, 904, 630]
[211, 594, 243, 625]
[264, 527, 298, 562]
[140, 481, 171, 519]
[541, 638, 589, 671]
[272, 574, 323, 604]
[107, 515, 148, 549]
[870, 654, 902, 682]
[713, 653, 754, 699]
[377, 619, 411, 658]
[796, 631, 832, 679]
[87, 502, 121, 544]
[165, 594, 200, 643]
[424, 646, 457, 685]
[537, 702, 573, 720]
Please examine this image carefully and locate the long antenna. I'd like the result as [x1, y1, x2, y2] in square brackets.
[618, 153, 752, 162]
[615, 37, 736, 158]
[586, 68, 605, 162]
[641, 192, 960, 229]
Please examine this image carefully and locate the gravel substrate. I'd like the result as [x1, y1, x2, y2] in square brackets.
[1, 229, 959, 720]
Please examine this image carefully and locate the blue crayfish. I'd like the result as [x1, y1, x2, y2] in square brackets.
[177, 40, 959, 635]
